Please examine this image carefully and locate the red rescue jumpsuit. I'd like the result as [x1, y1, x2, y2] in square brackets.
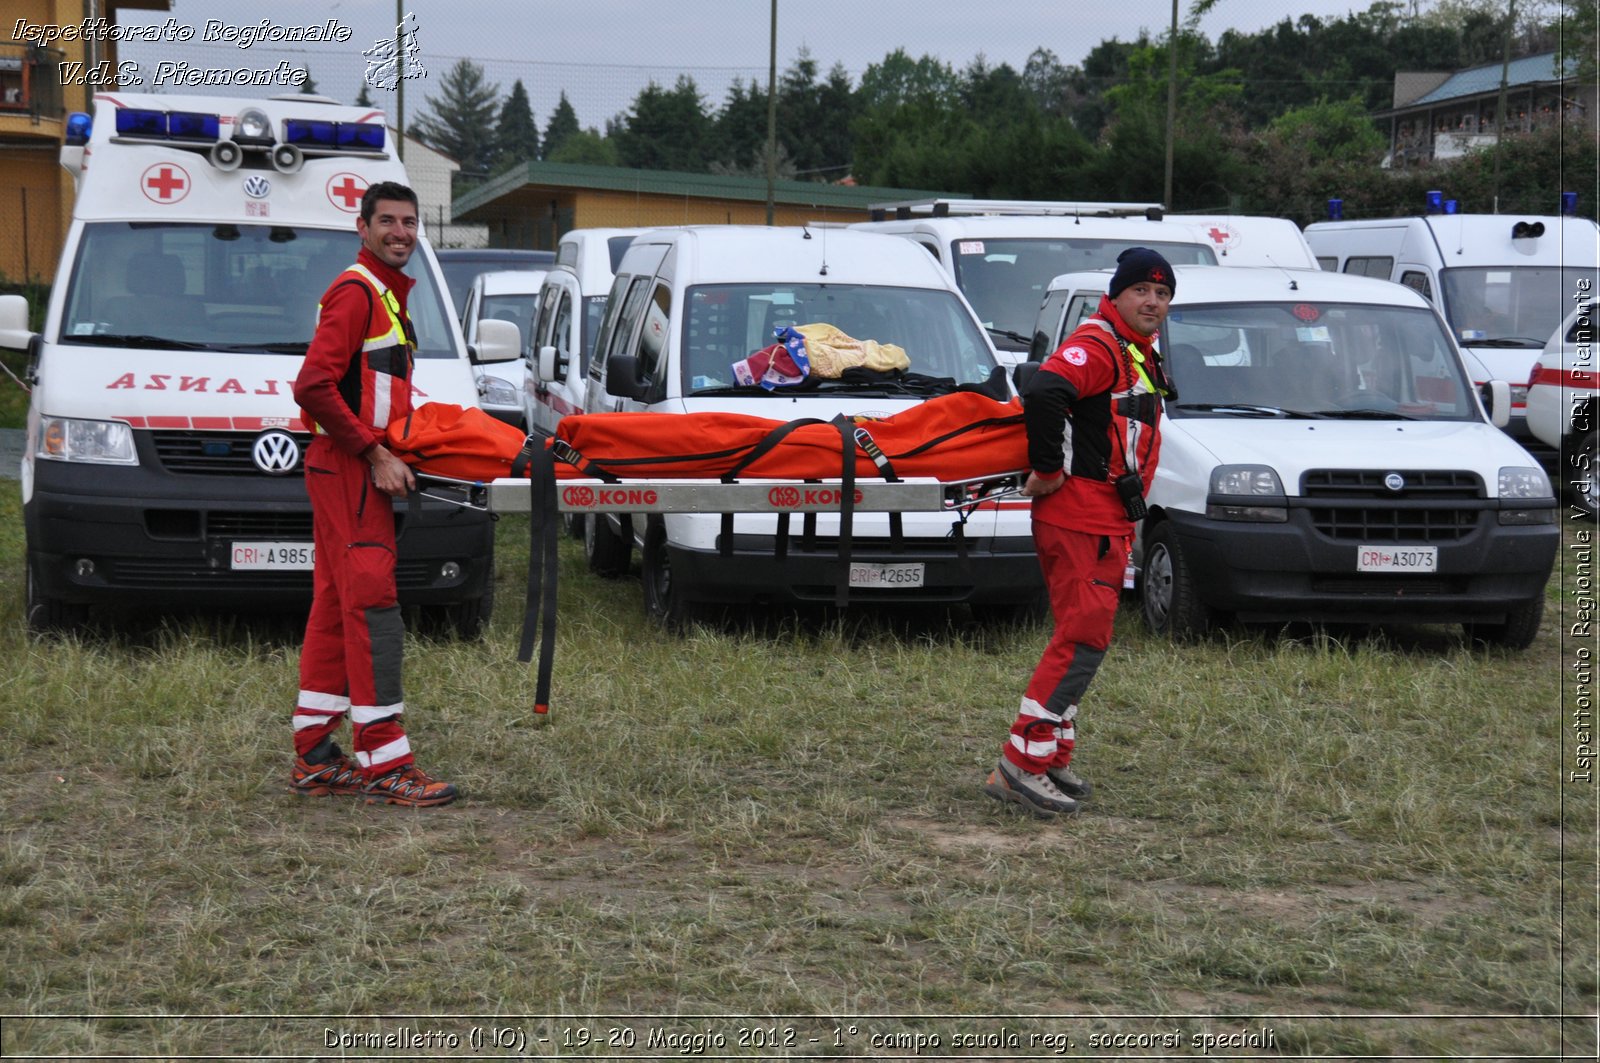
[291, 248, 417, 779]
[1001, 295, 1167, 776]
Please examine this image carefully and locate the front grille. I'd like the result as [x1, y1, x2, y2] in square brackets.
[152, 431, 312, 475]
[1302, 469, 1485, 543]
[105, 557, 438, 590]
[206, 512, 315, 539]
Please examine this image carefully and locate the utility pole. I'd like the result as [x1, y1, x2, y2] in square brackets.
[396, 0, 406, 165]
[765, 0, 778, 225]
[1164, 0, 1178, 210]
[1491, 0, 1516, 213]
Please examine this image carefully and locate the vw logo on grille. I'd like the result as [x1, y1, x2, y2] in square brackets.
[253, 430, 301, 474]
[1384, 472, 1406, 492]
[242, 174, 272, 199]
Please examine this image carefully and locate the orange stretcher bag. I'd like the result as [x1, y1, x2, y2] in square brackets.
[386, 402, 538, 481]
[549, 390, 1027, 483]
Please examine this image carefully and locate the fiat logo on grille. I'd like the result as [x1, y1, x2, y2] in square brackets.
[252, 430, 300, 474]
[1383, 472, 1406, 492]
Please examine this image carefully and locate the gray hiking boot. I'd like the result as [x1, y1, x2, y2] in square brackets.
[982, 757, 1080, 818]
[1047, 764, 1093, 800]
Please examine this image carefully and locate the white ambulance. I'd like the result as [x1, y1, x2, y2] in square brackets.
[0, 92, 518, 635]
[1304, 206, 1600, 448]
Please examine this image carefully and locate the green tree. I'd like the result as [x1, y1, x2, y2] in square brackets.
[492, 79, 541, 171]
[355, 82, 374, 108]
[544, 92, 581, 160]
[546, 128, 620, 167]
[708, 77, 771, 174]
[412, 59, 501, 179]
[612, 76, 713, 172]
[297, 69, 318, 95]
[1557, 0, 1598, 81]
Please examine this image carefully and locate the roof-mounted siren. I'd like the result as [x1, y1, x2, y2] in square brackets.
[1510, 219, 1545, 240]
[60, 111, 92, 175]
[270, 142, 304, 174]
[1562, 191, 1579, 216]
[1326, 197, 1344, 220]
[209, 139, 243, 171]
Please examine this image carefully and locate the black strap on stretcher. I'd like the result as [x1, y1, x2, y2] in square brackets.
[513, 438, 559, 716]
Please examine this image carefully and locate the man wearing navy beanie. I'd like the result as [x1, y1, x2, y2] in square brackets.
[983, 246, 1176, 818]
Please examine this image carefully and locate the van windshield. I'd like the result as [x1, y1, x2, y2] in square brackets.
[683, 283, 997, 394]
[953, 238, 1216, 350]
[1439, 265, 1598, 346]
[57, 222, 458, 358]
[1164, 301, 1477, 421]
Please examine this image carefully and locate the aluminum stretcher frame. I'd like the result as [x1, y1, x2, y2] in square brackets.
[416, 471, 1031, 517]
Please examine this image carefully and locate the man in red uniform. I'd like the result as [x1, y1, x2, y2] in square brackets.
[983, 247, 1176, 818]
[288, 181, 457, 807]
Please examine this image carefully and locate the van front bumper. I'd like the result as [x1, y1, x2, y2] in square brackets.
[26, 458, 494, 612]
[666, 531, 1043, 607]
[1159, 506, 1557, 625]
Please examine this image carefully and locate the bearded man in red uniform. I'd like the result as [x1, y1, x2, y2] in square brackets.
[984, 247, 1176, 818]
[288, 181, 457, 807]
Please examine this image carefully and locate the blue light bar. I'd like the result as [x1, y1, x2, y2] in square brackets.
[337, 122, 385, 151]
[166, 111, 220, 141]
[1425, 190, 1443, 214]
[1326, 198, 1343, 220]
[1563, 191, 1579, 215]
[65, 111, 92, 146]
[1444, 199, 1458, 215]
[115, 108, 167, 137]
[284, 118, 338, 147]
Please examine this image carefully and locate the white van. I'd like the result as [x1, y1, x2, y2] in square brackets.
[460, 267, 548, 427]
[1032, 264, 1559, 648]
[523, 227, 647, 442]
[850, 200, 1221, 363]
[580, 224, 1041, 625]
[1164, 214, 1320, 267]
[0, 92, 518, 634]
[1304, 210, 1600, 447]
[1526, 303, 1597, 516]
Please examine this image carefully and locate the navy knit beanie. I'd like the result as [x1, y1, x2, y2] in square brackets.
[1108, 247, 1176, 298]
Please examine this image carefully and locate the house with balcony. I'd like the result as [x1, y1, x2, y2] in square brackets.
[1, 0, 171, 284]
[1381, 51, 1595, 168]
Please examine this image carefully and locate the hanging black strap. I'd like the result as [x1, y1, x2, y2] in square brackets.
[516, 444, 560, 716]
[832, 417, 857, 607]
[853, 424, 903, 549]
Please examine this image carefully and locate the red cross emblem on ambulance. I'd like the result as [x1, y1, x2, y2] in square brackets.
[326, 172, 368, 214]
[141, 163, 190, 204]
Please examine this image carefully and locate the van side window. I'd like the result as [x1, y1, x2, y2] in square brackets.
[1316, 257, 1337, 272]
[591, 274, 640, 382]
[552, 290, 575, 378]
[1031, 290, 1069, 361]
[533, 282, 560, 351]
[1399, 270, 1432, 298]
[639, 283, 672, 380]
[1343, 256, 1394, 280]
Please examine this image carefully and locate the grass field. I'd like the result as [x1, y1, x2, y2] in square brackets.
[0, 480, 1594, 1058]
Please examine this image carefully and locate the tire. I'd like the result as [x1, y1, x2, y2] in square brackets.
[564, 512, 585, 540]
[1567, 429, 1598, 521]
[641, 518, 701, 630]
[1139, 520, 1216, 640]
[25, 554, 89, 635]
[416, 576, 496, 641]
[584, 512, 631, 577]
[1466, 597, 1543, 650]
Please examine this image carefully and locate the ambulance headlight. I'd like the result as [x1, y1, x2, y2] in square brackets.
[1498, 465, 1556, 525]
[478, 373, 519, 408]
[234, 107, 273, 144]
[38, 417, 138, 466]
[1206, 464, 1287, 522]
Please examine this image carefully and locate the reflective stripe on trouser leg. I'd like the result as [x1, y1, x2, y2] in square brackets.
[1002, 522, 1126, 773]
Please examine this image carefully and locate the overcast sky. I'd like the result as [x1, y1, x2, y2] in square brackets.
[109, 0, 1382, 133]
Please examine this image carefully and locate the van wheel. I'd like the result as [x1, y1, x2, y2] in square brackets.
[1567, 430, 1598, 520]
[585, 512, 630, 577]
[1466, 597, 1543, 650]
[25, 554, 88, 635]
[642, 519, 701, 630]
[1140, 521, 1215, 640]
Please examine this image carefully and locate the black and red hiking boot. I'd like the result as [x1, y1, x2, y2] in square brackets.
[363, 764, 458, 807]
[290, 750, 365, 797]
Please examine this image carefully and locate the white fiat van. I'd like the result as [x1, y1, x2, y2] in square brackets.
[0, 92, 518, 635]
[580, 225, 1041, 626]
[1304, 207, 1600, 448]
[1032, 264, 1558, 648]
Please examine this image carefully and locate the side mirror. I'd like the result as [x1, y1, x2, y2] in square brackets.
[1012, 361, 1040, 396]
[0, 293, 34, 351]
[605, 352, 645, 400]
[1481, 379, 1511, 428]
[536, 344, 558, 383]
[469, 317, 520, 364]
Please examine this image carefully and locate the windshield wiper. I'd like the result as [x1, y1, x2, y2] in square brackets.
[63, 333, 211, 350]
[211, 342, 310, 354]
[986, 326, 1031, 347]
[1309, 408, 1422, 420]
[1173, 402, 1329, 418]
[1470, 337, 1544, 347]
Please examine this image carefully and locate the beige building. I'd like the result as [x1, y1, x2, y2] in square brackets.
[453, 161, 960, 250]
[1, 0, 169, 283]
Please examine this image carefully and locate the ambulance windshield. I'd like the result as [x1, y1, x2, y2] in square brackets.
[57, 222, 457, 358]
[1438, 266, 1598, 347]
